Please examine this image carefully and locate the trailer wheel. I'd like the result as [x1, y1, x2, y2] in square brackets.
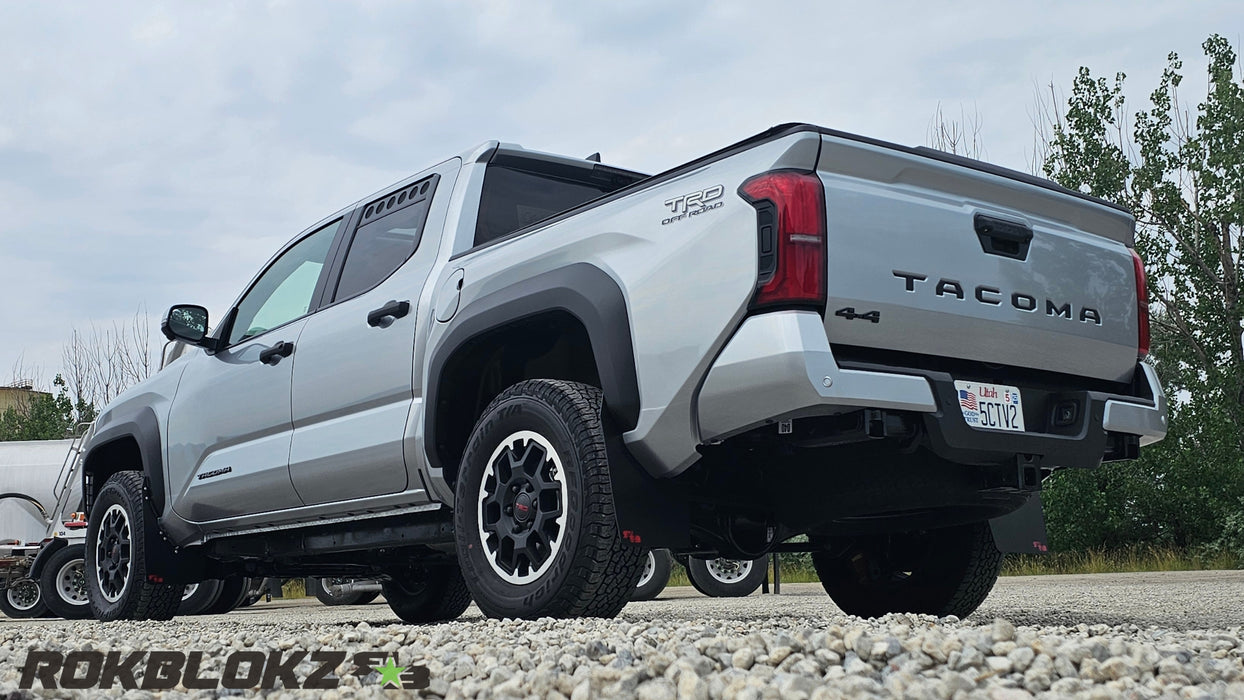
[308, 577, 366, 606]
[39, 545, 93, 619]
[454, 380, 645, 619]
[85, 471, 183, 621]
[201, 576, 248, 615]
[812, 521, 1002, 619]
[179, 579, 225, 615]
[632, 549, 672, 601]
[382, 563, 471, 623]
[0, 579, 47, 618]
[686, 555, 769, 597]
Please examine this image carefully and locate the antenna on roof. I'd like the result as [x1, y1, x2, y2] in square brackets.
[585, 152, 601, 162]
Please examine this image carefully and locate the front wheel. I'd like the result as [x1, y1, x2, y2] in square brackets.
[39, 545, 93, 619]
[0, 579, 47, 618]
[85, 471, 183, 621]
[686, 555, 769, 598]
[811, 521, 1002, 619]
[454, 380, 645, 619]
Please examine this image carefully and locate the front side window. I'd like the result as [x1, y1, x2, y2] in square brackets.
[228, 220, 339, 345]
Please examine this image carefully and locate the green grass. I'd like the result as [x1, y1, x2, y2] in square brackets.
[1001, 545, 1242, 576]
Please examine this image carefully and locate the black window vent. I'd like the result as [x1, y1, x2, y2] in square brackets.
[361, 177, 435, 224]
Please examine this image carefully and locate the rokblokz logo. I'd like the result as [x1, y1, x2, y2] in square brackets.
[18, 649, 429, 691]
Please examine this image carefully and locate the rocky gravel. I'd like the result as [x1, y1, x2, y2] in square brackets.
[1, 571, 1241, 698]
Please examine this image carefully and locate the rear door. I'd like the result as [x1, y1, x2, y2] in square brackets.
[815, 133, 1141, 383]
[287, 165, 452, 505]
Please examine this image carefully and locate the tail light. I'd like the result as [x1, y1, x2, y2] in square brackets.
[738, 170, 826, 309]
[1131, 249, 1150, 359]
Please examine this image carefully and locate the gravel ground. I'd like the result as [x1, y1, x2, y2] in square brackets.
[1, 571, 1241, 698]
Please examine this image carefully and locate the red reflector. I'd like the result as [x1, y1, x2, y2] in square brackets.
[739, 171, 826, 308]
[1131, 249, 1150, 359]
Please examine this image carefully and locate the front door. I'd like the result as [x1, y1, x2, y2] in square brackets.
[166, 220, 341, 523]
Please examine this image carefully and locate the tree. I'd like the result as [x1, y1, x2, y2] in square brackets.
[1038, 35, 1244, 551]
[0, 375, 83, 441]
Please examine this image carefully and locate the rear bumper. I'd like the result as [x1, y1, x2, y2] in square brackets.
[696, 310, 1167, 464]
[697, 311, 936, 441]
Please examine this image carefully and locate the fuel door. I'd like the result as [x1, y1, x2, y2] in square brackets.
[434, 268, 465, 322]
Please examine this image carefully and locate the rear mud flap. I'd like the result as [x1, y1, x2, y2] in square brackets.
[989, 492, 1049, 554]
[605, 423, 689, 551]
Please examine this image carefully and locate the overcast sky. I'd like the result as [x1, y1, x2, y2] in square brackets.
[1, 1, 1239, 390]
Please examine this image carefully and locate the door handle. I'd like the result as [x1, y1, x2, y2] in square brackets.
[367, 299, 411, 328]
[259, 341, 294, 365]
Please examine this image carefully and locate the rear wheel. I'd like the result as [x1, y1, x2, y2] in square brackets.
[631, 549, 672, 601]
[686, 555, 769, 597]
[85, 471, 183, 621]
[0, 579, 47, 618]
[40, 545, 93, 619]
[454, 380, 645, 619]
[382, 563, 471, 623]
[811, 521, 1002, 618]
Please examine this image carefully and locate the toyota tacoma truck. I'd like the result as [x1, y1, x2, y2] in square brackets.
[79, 123, 1166, 623]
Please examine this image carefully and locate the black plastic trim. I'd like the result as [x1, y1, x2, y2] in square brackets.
[425, 263, 640, 469]
[82, 406, 167, 515]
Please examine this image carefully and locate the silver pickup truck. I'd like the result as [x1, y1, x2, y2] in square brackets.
[78, 123, 1166, 623]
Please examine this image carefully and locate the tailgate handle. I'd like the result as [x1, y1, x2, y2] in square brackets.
[974, 214, 1032, 261]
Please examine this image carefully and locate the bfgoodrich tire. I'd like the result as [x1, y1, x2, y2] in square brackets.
[39, 545, 93, 619]
[382, 563, 472, 623]
[454, 380, 645, 619]
[85, 471, 183, 621]
[812, 521, 1002, 619]
[686, 555, 769, 598]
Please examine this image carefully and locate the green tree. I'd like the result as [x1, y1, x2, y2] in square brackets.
[1040, 35, 1244, 551]
[0, 375, 94, 442]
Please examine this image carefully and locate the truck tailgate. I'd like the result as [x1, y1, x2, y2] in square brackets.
[816, 134, 1141, 383]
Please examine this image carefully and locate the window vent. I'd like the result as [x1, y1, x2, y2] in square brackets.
[361, 178, 434, 223]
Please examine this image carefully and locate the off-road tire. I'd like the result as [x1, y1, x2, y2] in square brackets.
[202, 576, 248, 615]
[39, 545, 93, 619]
[308, 577, 366, 606]
[454, 380, 646, 619]
[686, 555, 769, 598]
[812, 521, 1002, 619]
[0, 579, 47, 618]
[357, 590, 380, 605]
[179, 579, 225, 616]
[85, 471, 183, 621]
[382, 563, 472, 623]
[631, 549, 673, 601]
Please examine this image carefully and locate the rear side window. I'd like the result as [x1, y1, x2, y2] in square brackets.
[474, 160, 644, 246]
[334, 175, 438, 302]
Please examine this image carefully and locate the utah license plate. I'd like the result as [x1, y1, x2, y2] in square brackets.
[954, 380, 1026, 432]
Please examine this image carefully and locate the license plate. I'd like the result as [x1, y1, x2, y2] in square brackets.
[954, 380, 1026, 432]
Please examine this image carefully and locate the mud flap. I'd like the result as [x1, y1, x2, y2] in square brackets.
[29, 538, 68, 580]
[988, 492, 1049, 553]
[604, 423, 689, 551]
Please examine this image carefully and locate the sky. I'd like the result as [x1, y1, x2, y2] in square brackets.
[0, 0, 1240, 390]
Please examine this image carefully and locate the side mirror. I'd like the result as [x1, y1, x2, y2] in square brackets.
[161, 305, 210, 345]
